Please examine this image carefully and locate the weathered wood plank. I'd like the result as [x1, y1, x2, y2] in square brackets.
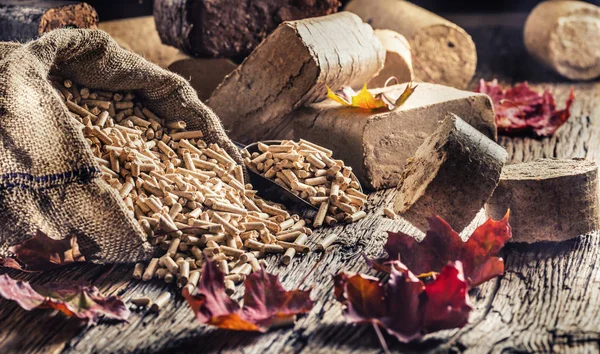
[2, 16, 600, 354]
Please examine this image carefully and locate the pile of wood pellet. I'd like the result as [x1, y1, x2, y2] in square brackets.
[49, 77, 362, 310]
[243, 140, 367, 228]
[50, 77, 321, 305]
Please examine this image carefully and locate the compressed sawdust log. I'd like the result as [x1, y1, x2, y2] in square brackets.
[394, 114, 507, 233]
[208, 12, 385, 144]
[524, 1, 600, 80]
[289, 82, 496, 190]
[486, 159, 600, 243]
[0, 1, 98, 42]
[167, 52, 237, 101]
[346, 0, 476, 89]
[368, 29, 413, 88]
[153, 0, 340, 58]
[98, 16, 179, 68]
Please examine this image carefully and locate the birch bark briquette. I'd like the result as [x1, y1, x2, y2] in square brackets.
[208, 12, 385, 144]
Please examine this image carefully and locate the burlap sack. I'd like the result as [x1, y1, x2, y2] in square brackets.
[0, 29, 242, 263]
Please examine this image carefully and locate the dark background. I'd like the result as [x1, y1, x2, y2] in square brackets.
[89, 0, 600, 21]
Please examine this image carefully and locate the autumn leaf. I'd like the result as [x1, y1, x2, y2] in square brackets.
[0, 274, 129, 324]
[474, 79, 574, 136]
[0, 230, 85, 272]
[422, 263, 472, 332]
[380, 211, 512, 286]
[334, 260, 471, 343]
[185, 260, 314, 332]
[327, 79, 417, 111]
[327, 84, 386, 109]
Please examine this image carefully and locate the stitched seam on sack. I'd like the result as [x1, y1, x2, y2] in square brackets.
[0, 167, 101, 190]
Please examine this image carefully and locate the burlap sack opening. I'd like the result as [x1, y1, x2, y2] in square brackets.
[0, 29, 242, 264]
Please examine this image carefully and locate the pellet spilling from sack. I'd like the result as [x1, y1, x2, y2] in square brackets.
[243, 141, 367, 228]
[50, 77, 361, 305]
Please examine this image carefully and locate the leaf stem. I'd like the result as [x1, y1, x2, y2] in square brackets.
[372, 321, 390, 354]
[384, 76, 399, 87]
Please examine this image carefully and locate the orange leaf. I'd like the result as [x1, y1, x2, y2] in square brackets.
[327, 84, 386, 109]
[208, 314, 261, 331]
[0, 274, 129, 324]
[185, 260, 313, 332]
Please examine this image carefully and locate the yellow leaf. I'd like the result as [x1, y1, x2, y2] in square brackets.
[326, 86, 352, 107]
[327, 80, 417, 111]
[327, 83, 387, 110]
[354, 84, 388, 109]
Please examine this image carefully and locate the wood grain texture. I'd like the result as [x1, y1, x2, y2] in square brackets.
[2, 17, 600, 354]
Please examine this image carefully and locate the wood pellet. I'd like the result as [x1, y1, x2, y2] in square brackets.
[243, 140, 366, 228]
[52, 79, 322, 305]
[53, 78, 369, 311]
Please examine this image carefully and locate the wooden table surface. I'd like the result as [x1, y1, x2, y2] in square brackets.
[2, 16, 600, 354]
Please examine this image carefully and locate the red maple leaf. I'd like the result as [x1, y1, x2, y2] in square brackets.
[382, 211, 511, 286]
[0, 230, 85, 272]
[334, 261, 471, 343]
[184, 261, 314, 332]
[474, 79, 574, 137]
[423, 263, 472, 332]
[0, 274, 129, 324]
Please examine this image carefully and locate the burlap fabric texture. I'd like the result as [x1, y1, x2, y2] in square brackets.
[0, 29, 242, 263]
